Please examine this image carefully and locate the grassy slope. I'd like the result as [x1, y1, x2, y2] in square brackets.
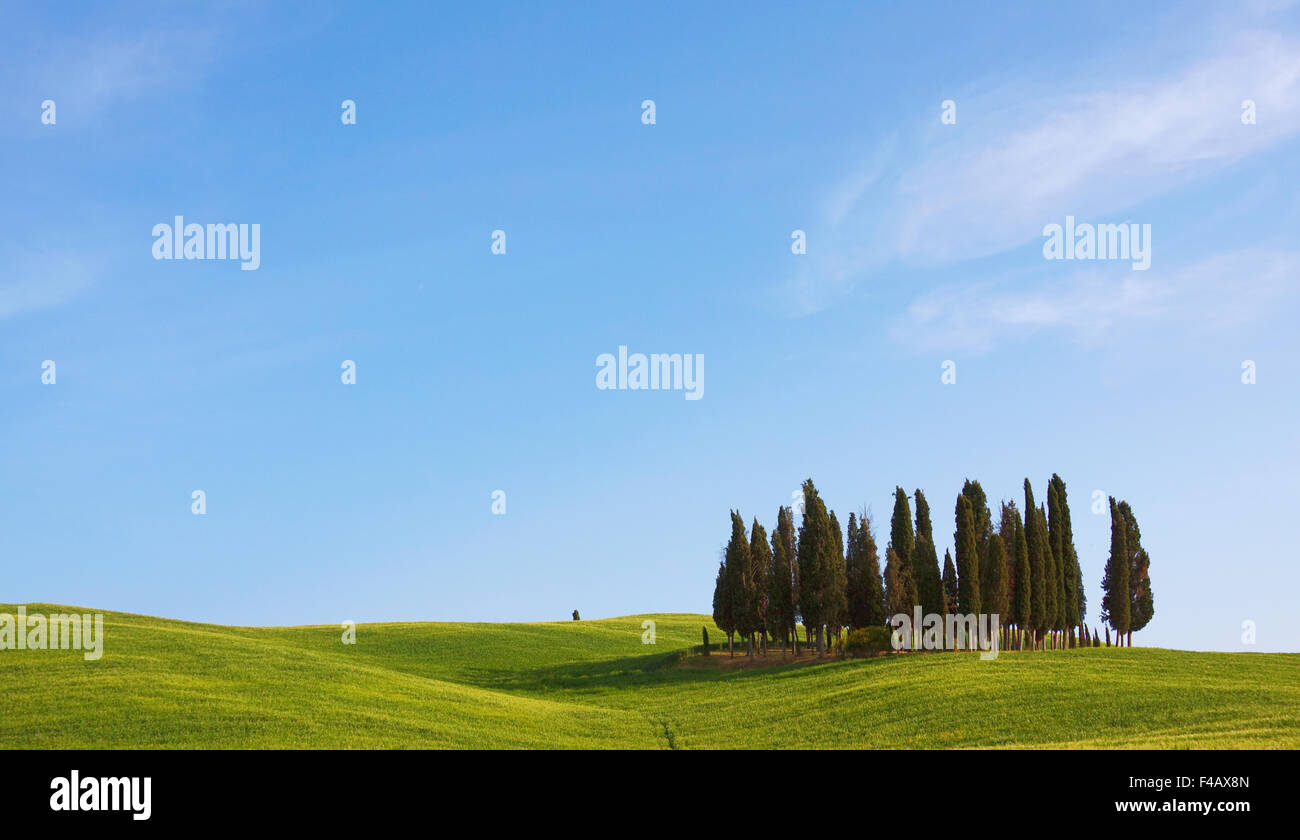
[2, 603, 1297, 749]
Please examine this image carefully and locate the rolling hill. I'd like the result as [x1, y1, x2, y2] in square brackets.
[2, 604, 1297, 749]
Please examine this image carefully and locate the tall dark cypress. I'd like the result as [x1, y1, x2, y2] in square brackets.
[1025, 479, 1046, 645]
[775, 506, 799, 653]
[998, 501, 1020, 616]
[859, 515, 887, 627]
[1119, 501, 1154, 645]
[796, 479, 834, 656]
[748, 518, 771, 654]
[885, 488, 919, 615]
[954, 494, 982, 615]
[1100, 497, 1130, 643]
[981, 533, 1009, 620]
[711, 558, 734, 654]
[846, 512, 886, 629]
[1039, 504, 1059, 643]
[1049, 474, 1083, 643]
[889, 488, 915, 583]
[961, 479, 994, 545]
[767, 508, 795, 654]
[1046, 483, 1067, 643]
[913, 490, 947, 616]
[728, 511, 755, 656]
[884, 547, 910, 620]
[826, 510, 848, 648]
[1012, 512, 1030, 645]
[941, 549, 959, 615]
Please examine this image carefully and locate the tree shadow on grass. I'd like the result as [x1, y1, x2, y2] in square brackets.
[472, 648, 889, 696]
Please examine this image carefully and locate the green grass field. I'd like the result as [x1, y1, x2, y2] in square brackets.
[3, 603, 1297, 749]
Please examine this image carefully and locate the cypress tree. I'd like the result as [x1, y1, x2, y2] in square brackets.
[775, 506, 798, 654]
[711, 558, 734, 655]
[847, 513, 887, 629]
[845, 512, 862, 628]
[1024, 480, 1046, 647]
[1119, 501, 1154, 646]
[981, 533, 1009, 622]
[961, 479, 994, 545]
[1048, 475, 1083, 642]
[1100, 497, 1130, 644]
[796, 479, 834, 657]
[767, 508, 795, 655]
[941, 549, 959, 615]
[826, 510, 848, 649]
[749, 518, 771, 655]
[860, 515, 887, 627]
[889, 487, 915, 586]
[728, 512, 755, 656]
[1046, 483, 1068, 646]
[884, 547, 910, 620]
[1038, 505, 1059, 646]
[998, 501, 1020, 616]
[912, 535, 946, 617]
[1012, 512, 1030, 647]
[913, 490, 947, 617]
[885, 488, 919, 615]
[954, 494, 982, 616]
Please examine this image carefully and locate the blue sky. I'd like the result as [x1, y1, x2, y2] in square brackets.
[3, 1, 1298, 651]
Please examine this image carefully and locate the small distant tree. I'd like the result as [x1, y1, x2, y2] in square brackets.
[702, 626, 710, 654]
[572, 610, 580, 621]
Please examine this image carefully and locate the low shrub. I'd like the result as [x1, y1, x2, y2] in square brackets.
[845, 626, 894, 657]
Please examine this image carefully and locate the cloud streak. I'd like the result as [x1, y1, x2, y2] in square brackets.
[892, 249, 1300, 352]
[786, 30, 1300, 316]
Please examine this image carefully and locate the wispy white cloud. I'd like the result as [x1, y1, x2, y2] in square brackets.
[892, 31, 1300, 265]
[2, 23, 225, 132]
[0, 252, 97, 321]
[892, 249, 1300, 352]
[785, 29, 1300, 315]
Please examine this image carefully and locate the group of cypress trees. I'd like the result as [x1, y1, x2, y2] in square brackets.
[711, 476, 1154, 657]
